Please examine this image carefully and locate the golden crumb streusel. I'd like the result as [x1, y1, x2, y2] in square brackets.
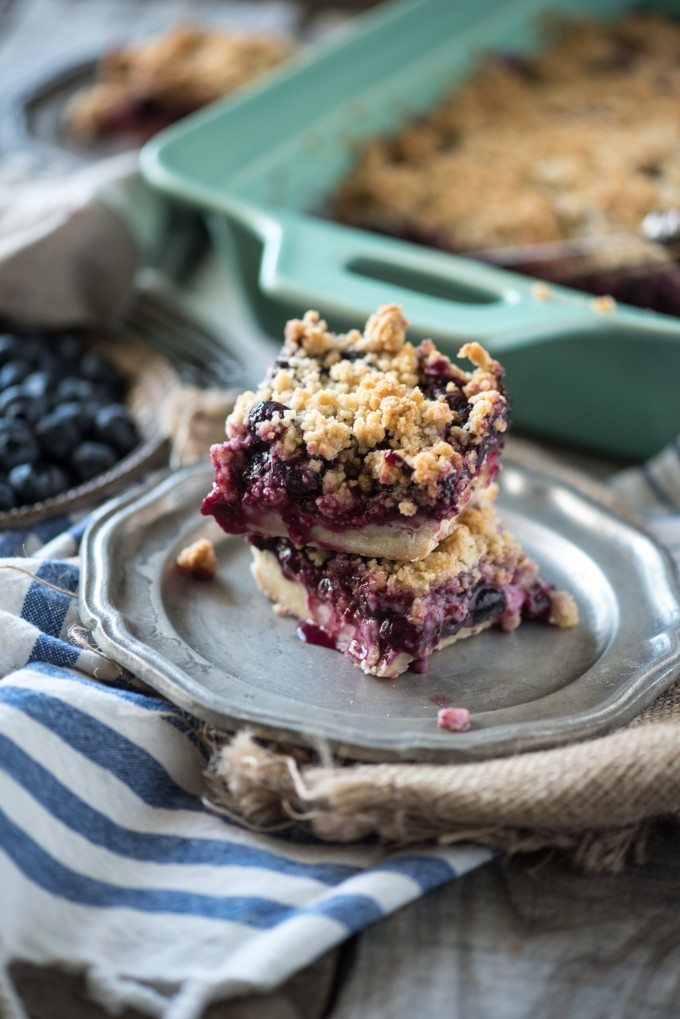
[334, 14, 680, 277]
[66, 24, 295, 139]
[224, 305, 506, 512]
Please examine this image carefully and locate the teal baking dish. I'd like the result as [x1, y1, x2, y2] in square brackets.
[141, 0, 680, 460]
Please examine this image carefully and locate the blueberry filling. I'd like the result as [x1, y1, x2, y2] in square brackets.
[100, 94, 200, 140]
[253, 536, 554, 673]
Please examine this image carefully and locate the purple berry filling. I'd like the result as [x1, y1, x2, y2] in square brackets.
[252, 536, 554, 675]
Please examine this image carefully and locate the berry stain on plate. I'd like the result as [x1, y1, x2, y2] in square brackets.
[429, 694, 451, 708]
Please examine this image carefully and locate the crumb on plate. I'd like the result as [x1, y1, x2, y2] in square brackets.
[176, 538, 219, 580]
[437, 706, 471, 732]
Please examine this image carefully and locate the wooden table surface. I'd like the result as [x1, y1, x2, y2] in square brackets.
[2, 3, 680, 1017]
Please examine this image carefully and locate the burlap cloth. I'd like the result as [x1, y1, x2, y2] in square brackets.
[174, 427, 680, 874]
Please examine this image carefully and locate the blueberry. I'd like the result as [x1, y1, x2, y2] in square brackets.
[0, 359, 32, 390]
[8, 462, 70, 505]
[15, 335, 48, 366]
[94, 404, 139, 454]
[71, 441, 117, 481]
[282, 462, 321, 497]
[247, 400, 287, 439]
[57, 400, 97, 432]
[91, 382, 124, 405]
[469, 586, 506, 625]
[0, 479, 15, 511]
[23, 371, 55, 398]
[0, 335, 21, 366]
[79, 352, 124, 391]
[35, 406, 84, 460]
[54, 333, 83, 364]
[0, 419, 39, 471]
[57, 377, 97, 402]
[444, 388, 471, 424]
[4, 394, 49, 425]
[0, 385, 30, 417]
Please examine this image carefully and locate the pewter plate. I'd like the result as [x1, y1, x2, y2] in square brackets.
[80, 462, 680, 762]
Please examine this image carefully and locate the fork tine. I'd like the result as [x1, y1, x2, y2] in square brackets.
[133, 299, 241, 371]
[126, 283, 243, 389]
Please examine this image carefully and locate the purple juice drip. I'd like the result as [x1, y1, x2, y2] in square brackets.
[296, 622, 337, 651]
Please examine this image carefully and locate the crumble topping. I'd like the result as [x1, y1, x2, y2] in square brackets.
[334, 14, 680, 278]
[221, 305, 506, 512]
[590, 295, 617, 315]
[66, 24, 294, 139]
[548, 589, 579, 628]
[176, 538, 219, 580]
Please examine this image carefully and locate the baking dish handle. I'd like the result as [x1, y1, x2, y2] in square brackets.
[259, 215, 599, 342]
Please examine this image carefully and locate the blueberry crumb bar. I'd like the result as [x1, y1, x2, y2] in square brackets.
[202, 305, 509, 562]
[66, 24, 294, 141]
[249, 489, 577, 679]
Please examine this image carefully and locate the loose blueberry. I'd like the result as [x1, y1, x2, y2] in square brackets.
[54, 333, 84, 364]
[0, 359, 32, 390]
[57, 377, 97, 402]
[4, 394, 49, 425]
[0, 419, 39, 471]
[0, 335, 21, 367]
[8, 462, 69, 505]
[90, 382, 124, 405]
[14, 337, 45, 366]
[71, 440, 117, 481]
[35, 407, 84, 460]
[94, 404, 139, 455]
[79, 352, 124, 391]
[23, 371, 55, 398]
[0, 385, 30, 417]
[0, 479, 15, 511]
[57, 400, 97, 432]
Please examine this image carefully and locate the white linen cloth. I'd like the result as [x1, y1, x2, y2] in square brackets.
[0, 514, 492, 1019]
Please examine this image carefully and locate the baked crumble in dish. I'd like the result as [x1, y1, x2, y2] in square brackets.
[66, 24, 294, 141]
[333, 13, 680, 316]
[249, 490, 578, 679]
[202, 305, 509, 561]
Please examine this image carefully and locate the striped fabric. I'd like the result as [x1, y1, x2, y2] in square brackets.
[0, 514, 491, 1019]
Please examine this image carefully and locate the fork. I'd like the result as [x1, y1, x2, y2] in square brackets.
[127, 270, 244, 390]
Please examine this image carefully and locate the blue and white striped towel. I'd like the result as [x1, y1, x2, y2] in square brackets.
[0, 515, 491, 1019]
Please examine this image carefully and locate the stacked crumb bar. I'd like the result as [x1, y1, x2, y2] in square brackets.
[203, 305, 577, 678]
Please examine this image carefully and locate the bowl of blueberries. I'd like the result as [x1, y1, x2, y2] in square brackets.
[0, 326, 174, 525]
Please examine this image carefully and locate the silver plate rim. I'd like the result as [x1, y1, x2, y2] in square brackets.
[79, 461, 680, 762]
